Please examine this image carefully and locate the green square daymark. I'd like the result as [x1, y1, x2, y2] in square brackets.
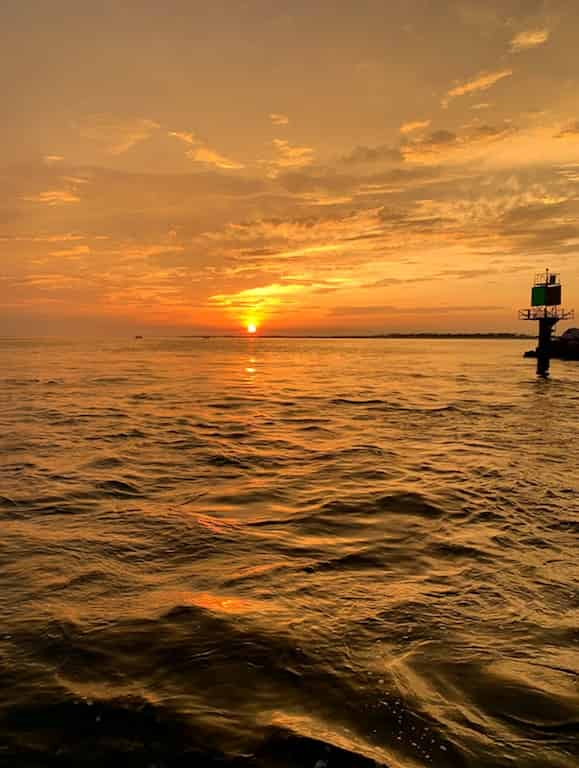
[531, 285, 546, 306]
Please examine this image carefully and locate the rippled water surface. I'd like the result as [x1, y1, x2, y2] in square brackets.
[1, 337, 578, 767]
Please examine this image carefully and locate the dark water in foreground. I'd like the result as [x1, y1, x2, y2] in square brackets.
[1, 338, 578, 768]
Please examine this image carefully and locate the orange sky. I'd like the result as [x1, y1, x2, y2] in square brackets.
[1, 0, 578, 335]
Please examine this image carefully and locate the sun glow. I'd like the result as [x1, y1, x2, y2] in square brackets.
[247, 322, 257, 334]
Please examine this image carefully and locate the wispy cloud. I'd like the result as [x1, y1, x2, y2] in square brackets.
[329, 304, 504, 317]
[49, 245, 90, 259]
[555, 121, 579, 139]
[271, 139, 314, 170]
[211, 282, 303, 305]
[186, 146, 244, 169]
[31, 234, 86, 243]
[403, 129, 457, 155]
[9, 113, 578, 334]
[169, 129, 244, 169]
[21, 190, 81, 206]
[270, 113, 289, 126]
[341, 145, 402, 164]
[442, 68, 512, 107]
[63, 176, 90, 186]
[23, 274, 89, 291]
[210, 281, 307, 321]
[75, 114, 160, 155]
[510, 28, 549, 53]
[400, 119, 431, 135]
[168, 130, 197, 145]
[400, 123, 515, 163]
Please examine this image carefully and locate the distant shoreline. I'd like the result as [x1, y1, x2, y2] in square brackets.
[0, 333, 537, 340]
[179, 333, 535, 340]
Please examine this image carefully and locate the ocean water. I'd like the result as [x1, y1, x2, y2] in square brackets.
[1, 337, 578, 768]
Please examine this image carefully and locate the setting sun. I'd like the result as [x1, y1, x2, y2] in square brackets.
[247, 323, 257, 334]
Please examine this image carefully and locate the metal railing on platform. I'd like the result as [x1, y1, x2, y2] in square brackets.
[519, 308, 574, 321]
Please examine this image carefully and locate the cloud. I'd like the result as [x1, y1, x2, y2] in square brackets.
[49, 245, 90, 259]
[400, 120, 431, 135]
[377, 205, 454, 231]
[211, 282, 303, 304]
[63, 176, 90, 185]
[437, 267, 503, 280]
[168, 130, 197, 145]
[22, 274, 89, 291]
[169, 129, 244, 169]
[402, 123, 514, 162]
[341, 145, 402, 164]
[32, 234, 86, 243]
[556, 121, 579, 139]
[416, 129, 457, 146]
[75, 114, 160, 154]
[271, 139, 314, 170]
[7, 122, 577, 335]
[274, 164, 441, 202]
[209, 281, 308, 319]
[557, 163, 579, 182]
[510, 28, 549, 53]
[494, 196, 579, 254]
[328, 304, 504, 317]
[341, 122, 515, 169]
[364, 276, 434, 289]
[185, 146, 244, 170]
[442, 68, 512, 107]
[21, 190, 81, 206]
[328, 304, 397, 316]
[298, 192, 354, 206]
[468, 124, 514, 142]
[270, 113, 289, 126]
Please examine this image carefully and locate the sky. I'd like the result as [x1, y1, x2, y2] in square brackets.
[1, 0, 579, 335]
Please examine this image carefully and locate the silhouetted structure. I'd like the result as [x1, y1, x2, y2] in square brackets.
[519, 270, 574, 376]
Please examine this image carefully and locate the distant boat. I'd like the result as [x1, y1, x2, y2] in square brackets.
[135, 335, 143, 339]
